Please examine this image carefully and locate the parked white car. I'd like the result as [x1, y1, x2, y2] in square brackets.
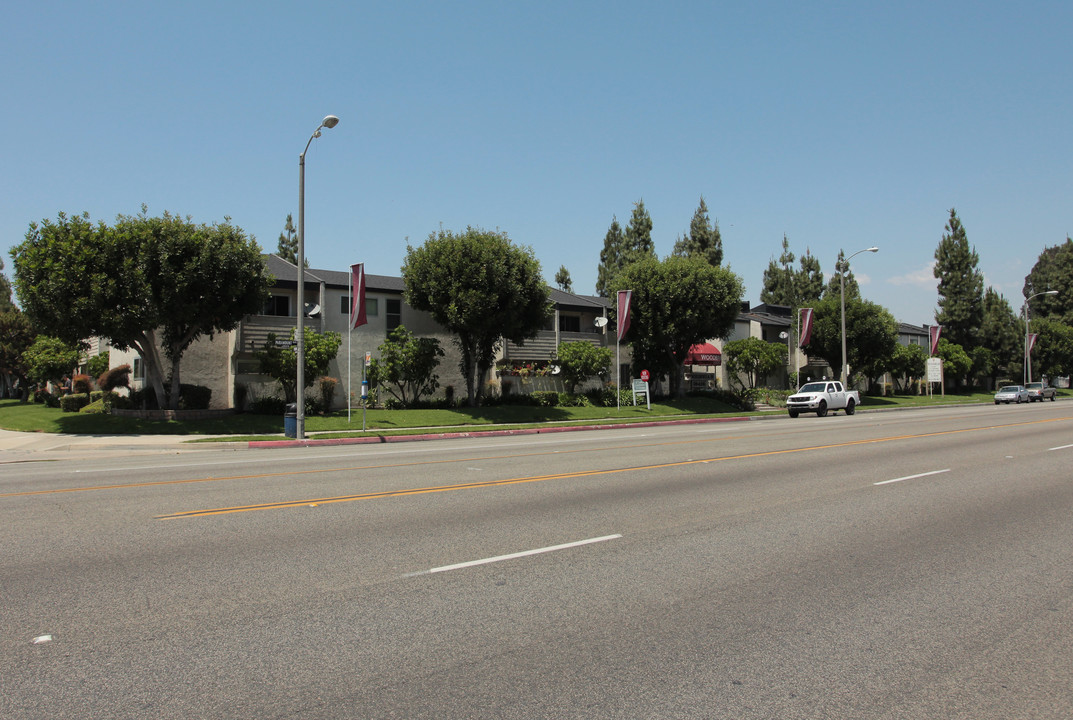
[994, 385, 1029, 404]
[787, 381, 860, 418]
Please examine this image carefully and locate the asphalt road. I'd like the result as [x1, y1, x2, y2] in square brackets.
[2, 404, 1072, 719]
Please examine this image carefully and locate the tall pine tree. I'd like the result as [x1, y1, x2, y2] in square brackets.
[596, 216, 625, 297]
[277, 213, 307, 267]
[596, 200, 657, 297]
[672, 197, 723, 267]
[760, 235, 797, 306]
[933, 208, 984, 349]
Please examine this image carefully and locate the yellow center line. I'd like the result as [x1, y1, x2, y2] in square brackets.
[0, 436, 751, 499]
[156, 416, 1070, 519]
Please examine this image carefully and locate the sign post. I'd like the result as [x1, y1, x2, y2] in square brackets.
[926, 357, 944, 398]
[633, 369, 651, 410]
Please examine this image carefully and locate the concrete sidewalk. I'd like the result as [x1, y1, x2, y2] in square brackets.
[0, 428, 245, 463]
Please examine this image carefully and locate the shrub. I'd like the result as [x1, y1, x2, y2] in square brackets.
[250, 396, 288, 415]
[531, 391, 559, 407]
[444, 385, 455, 407]
[60, 393, 91, 413]
[98, 364, 132, 392]
[72, 374, 93, 394]
[174, 384, 212, 410]
[79, 399, 108, 414]
[34, 389, 60, 407]
[318, 377, 339, 412]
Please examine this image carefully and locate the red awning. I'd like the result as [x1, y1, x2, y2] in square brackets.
[684, 343, 721, 366]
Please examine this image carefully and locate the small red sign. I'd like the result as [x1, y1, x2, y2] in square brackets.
[640, 369, 650, 382]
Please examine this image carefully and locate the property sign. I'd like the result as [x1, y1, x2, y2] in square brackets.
[640, 369, 650, 382]
[632, 379, 651, 410]
[926, 357, 943, 383]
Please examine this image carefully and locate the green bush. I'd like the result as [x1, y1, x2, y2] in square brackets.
[531, 391, 559, 407]
[177, 384, 212, 410]
[250, 396, 288, 415]
[79, 399, 108, 414]
[60, 393, 91, 413]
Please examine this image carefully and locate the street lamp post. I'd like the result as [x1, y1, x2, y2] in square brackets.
[1023, 290, 1058, 385]
[296, 114, 339, 440]
[839, 246, 879, 386]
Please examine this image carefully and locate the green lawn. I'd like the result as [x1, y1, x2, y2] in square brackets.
[1, 389, 1059, 441]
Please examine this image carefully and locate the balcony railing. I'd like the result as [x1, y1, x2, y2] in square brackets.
[504, 330, 608, 361]
[238, 316, 317, 353]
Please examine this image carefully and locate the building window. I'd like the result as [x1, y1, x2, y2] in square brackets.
[386, 298, 401, 330]
[263, 295, 290, 317]
[132, 357, 145, 380]
[342, 296, 380, 317]
[560, 315, 581, 333]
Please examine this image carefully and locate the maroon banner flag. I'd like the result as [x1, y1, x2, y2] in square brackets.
[350, 263, 367, 329]
[929, 325, 942, 355]
[1028, 333, 1039, 354]
[798, 308, 814, 347]
[617, 290, 632, 341]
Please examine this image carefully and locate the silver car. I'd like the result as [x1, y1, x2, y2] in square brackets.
[994, 385, 1029, 404]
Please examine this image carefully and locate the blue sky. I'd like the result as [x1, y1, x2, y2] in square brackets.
[3, 1, 1070, 327]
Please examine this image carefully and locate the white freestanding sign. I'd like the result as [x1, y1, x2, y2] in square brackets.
[926, 357, 944, 397]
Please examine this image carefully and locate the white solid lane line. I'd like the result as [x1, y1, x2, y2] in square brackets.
[874, 469, 951, 486]
[414, 534, 623, 576]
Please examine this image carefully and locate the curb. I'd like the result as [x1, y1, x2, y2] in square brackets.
[247, 414, 755, 449]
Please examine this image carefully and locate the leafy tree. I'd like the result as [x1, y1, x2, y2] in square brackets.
[978, 287, 1022, 386]
[255, 328, 342, 404]
[609, 256, 743, 397]
[889, 343, 928, 393]
[555, 341, 613, 393]
[1028, 316, 1073, 380]
[22, 336, 80, 387]
[934, 338, 972, 385]
[1023, 237, 1073, 325]
[403, 227, 550, 407]
[88, 351, 110, 379]
[723, 337, 787, 390]
[0, 257, 14, 313]
[672, 197, 722, 267]
[803, 293, 898, 386]
[277, 213, 307, 267]
[0, 310, 34, 400]
[933, 209, 984, 349]
[369, 325, 444, 406]
[12, 210, 271, 410]
[554, 265, 573, 293]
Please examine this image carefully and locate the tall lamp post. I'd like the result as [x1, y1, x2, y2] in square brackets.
[296, 114, 339, 440]
[839, 246, 879, 386]
[1023, 289, 1058, 385]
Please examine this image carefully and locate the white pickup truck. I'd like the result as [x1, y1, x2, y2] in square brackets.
[787, 381, 860, 418]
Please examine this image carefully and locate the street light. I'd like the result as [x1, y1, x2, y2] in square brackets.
[1023, 289, 1058, 385]
[839, 246, 878, 386]
[296, 114, 339, 440]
